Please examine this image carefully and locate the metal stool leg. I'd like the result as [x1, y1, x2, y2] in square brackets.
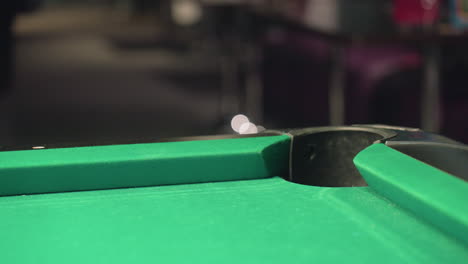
[421, 43, 441, 133]
[329, 44, 346, 126]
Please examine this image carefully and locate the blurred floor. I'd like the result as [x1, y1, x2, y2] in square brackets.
[0, 6, 222, 146]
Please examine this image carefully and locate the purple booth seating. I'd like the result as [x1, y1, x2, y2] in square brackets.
[262, 31, 423, 127]
[345, 45, 422, 124]
[262, 30, 468, 143]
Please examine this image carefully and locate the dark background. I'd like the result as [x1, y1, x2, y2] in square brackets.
[1, 0, 468, 146]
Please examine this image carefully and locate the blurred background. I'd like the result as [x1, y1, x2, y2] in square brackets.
[1, 0, 468, 146]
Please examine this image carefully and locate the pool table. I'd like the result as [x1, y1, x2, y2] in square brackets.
[0, 125, 467, 263]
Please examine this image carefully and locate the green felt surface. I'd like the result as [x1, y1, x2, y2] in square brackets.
[355, 144, 468, 245]
[2, 135, 467, 263]
[0, 177, 467, 264]
[0, 136, 290, 196]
